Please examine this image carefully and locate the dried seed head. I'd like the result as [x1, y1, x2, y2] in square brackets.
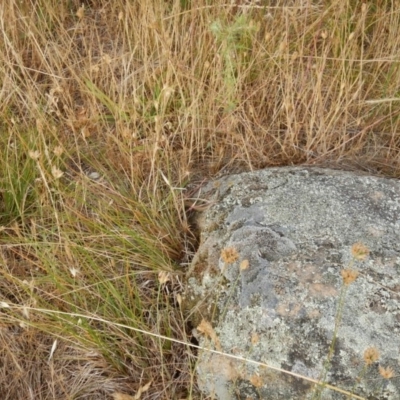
[29, 150, 41, 160]
[249, 374, 263, 388]
[364, 347, 380, 365]
[341, 269, 359, 285]
[197, 319, 221, 351]
[53, 145, 64, 157]
[240, 259, 249, 271]
[251, 332, 259, 345]
[221, 247, 239, 264]
[76, 5, 84, 19]
[69, 267, 79, 278]
[158, 271, 170, 285]
[51, 166, 64, 179]
[351, 243, 369, 261]
[379, 365, 394, 379]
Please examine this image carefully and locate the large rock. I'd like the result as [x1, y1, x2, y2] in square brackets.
[186, 166, 400, 400]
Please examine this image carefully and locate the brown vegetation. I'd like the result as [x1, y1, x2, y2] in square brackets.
[0, 0, 399, 398]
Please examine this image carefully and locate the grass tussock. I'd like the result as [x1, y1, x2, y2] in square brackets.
[0, 0, 400, 398]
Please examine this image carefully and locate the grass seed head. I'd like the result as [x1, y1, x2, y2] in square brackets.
[29, 150, 41, 160]
[240, 259, 249, 271]
[51, 166, 64, 179]
[379, 365, 394, 379]
[351, 243, 370, 261]
[221, 247, 239, 264]
[341, 269, 359, 285]
[363, 347, 380, 365]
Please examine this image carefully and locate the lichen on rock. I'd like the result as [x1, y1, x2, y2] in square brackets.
[186, 166, 400, 400]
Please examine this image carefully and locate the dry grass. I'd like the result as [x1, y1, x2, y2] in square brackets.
[0, 0, 400, 398]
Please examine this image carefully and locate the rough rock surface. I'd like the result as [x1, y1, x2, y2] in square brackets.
[186, 166, 400, 400]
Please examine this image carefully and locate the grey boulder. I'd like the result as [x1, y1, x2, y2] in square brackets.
[186, 166, 400, 400]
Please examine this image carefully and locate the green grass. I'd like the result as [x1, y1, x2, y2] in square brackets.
[0, 0, 400, 398]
